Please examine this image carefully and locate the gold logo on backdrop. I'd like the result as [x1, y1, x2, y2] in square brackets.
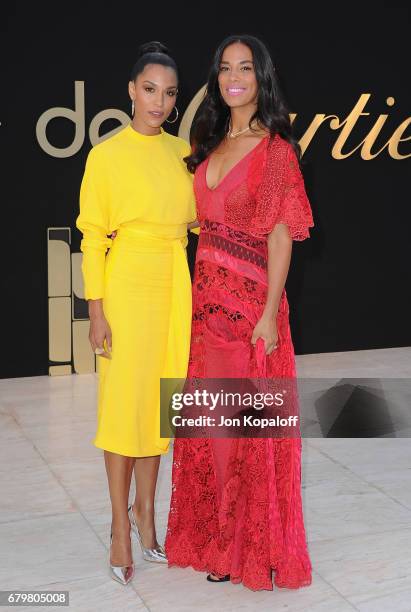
[293, 94, 411, 160]
[36, 82, 411, 159]
[36, 82, 130, 157]
[47, 228, 96, 375]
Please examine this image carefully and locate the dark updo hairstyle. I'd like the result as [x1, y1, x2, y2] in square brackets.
[130, 41, 178, 81]
[185, 34, 300, 173]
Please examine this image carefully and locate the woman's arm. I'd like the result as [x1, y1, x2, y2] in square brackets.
[250, 140, 313, 355]
[251, 223, 292, 354]
[187, 219, 200, 230]
[263, 223, 292, 319]
[88, 299, 112, 358]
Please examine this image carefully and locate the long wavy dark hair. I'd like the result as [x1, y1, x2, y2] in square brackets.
[185, 34, 299, 173]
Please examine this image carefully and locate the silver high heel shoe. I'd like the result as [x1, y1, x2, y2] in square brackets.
[109, 532, 135, 585]
[128, 504, 167, 564]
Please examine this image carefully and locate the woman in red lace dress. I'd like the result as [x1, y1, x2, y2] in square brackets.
[165, 35, 314, 591]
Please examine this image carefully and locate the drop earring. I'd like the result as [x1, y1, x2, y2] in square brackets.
[131, 100, 135, 117]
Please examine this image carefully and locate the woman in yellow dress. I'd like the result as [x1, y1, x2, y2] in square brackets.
[76, 42, 196, 585]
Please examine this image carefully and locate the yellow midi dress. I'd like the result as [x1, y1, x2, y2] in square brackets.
[76, 124, 196, 457]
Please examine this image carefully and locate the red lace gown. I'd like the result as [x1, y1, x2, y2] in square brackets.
[165, 134, 314, 591]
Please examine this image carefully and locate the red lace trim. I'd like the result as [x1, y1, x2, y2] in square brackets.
[250, 137, 314, 240]
[201, 219, 266, 251]
[166, 436, 312, 590]
[200, 233, 267, 269]
[194, 260, 268, 307]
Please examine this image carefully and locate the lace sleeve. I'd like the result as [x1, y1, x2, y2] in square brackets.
[250, 136, 314, 240]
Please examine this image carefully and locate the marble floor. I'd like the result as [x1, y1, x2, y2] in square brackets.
[0, 347, 410, 611]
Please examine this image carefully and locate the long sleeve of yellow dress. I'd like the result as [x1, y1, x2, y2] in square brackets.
[77, 147, 112, 300]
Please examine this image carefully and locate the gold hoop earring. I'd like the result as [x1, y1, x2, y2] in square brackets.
[166, 106, 179, 124]
[131, 100, 135, 117]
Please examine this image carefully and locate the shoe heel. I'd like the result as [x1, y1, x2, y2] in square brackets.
[128, 504, 167, 564]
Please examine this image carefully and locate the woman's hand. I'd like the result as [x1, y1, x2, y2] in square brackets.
[251, 314, 278, 355]
[187, 219, 200, 230]
[88, 300, 112, 359]
[109, 230, 117, 239]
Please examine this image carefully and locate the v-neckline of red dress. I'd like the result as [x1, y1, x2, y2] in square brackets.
[204, 134, 270, 192]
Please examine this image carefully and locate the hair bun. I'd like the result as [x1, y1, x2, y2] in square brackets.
[137, 41, 169, 58]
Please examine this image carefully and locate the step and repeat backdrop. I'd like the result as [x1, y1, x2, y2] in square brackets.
[2, 3, 410, 377]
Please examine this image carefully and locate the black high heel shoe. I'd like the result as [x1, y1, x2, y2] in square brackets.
[206, 573, 230, 583]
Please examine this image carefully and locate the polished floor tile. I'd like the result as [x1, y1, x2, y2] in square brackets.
[354, 586, 411, 612]
[1, 347, 410, 611]
[127, 563, 354, 612]
[310, 528, 411, 607]
[13, 574, 148, 612]
[303, 459, 411, 542]
[0, 513, 107, 590]
[0, 461, 75, 524]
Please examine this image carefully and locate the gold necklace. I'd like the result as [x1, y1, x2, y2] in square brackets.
[228, 120, 252, 139]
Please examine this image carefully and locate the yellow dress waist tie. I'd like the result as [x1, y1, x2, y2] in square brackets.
[111, 224, 192, 451]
